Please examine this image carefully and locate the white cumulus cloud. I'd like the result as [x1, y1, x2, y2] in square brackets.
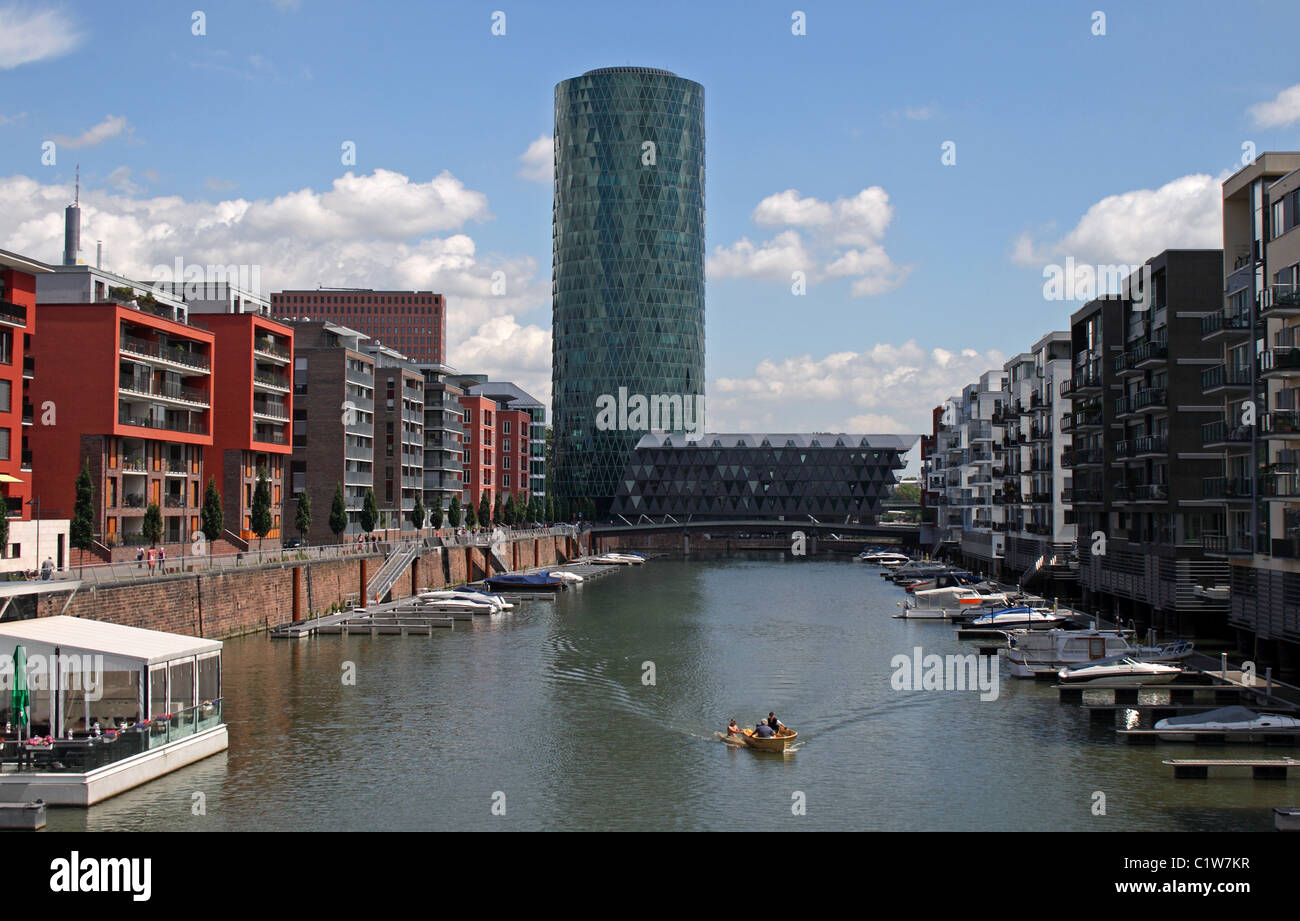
[1249, 84, 1300, 128]
[0, 5, 82, 69]
[50, 114, 130, 149]
[517, 135, 552, 183]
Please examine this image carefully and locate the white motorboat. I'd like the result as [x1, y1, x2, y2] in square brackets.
[1057, 656, 1183, 687]
[895, 586, 1017, 619]
[1154, 706, 1300, 741]
[1002, 627, 1193, 679]
[419, 590, 514, 612]
[591, 553, 645, 565]
[857, 550, 910, 565]
[968, 605, 1069, 630]
[548, 570, 584, 584]
[884, 560, 948, 582]
[416, 598, 498, 616]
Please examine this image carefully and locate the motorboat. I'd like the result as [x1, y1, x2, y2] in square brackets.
[895, 585, 1017, 619]
[1057, 656, 1183, 687]
[903, 570, 981, 593]
[548, 571, 584, 584]
[419, 589, 514, 612]
[967, 605, 1070, 630]
[1002, 627, 1193, 679]
[857, 550, 909, 565]
[591, 553, 645, 565]
[484, 572, 566, 592]
[883, 560, 949, 583]
[415, 598, 498, 616]
[1154, 706, 1300, 741]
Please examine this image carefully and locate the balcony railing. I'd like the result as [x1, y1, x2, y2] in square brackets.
[1201, 364, 1251, 390]
[1202, 419, 1253, 446]
[253, 371, 290, 390]
[118, 375, 209, 405]
[1202, 476, 1251, 499]
[253, 338, 291, 360]
[1133, 483, 1169, 501]
[1261, 348, 1300, 376]
[1133, 434, 1168, 456]
[0, 299, 27, 327]
[118, 410, 207, 436]
[1261, 468, 1300, 498]
[1264, 283, 1300, 313]
[119, 334, 210, 371]
[1201, 309, 1251, 337]
[1262, 411, 1300, 438]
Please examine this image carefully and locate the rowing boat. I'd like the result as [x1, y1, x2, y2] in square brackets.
[739, 727, 798, 752]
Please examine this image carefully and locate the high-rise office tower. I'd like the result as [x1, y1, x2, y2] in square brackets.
[551, 66, 705, 514]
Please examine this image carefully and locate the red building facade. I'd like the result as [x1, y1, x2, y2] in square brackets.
[457, 393, 530, 515]
[0, 251, 41, 530]
[271, 289, 445, 364]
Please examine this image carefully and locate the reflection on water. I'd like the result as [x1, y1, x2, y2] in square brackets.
[47, 558, 1284, 831]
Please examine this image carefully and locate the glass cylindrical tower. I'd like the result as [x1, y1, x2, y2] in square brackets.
[551, 66, 705, 515]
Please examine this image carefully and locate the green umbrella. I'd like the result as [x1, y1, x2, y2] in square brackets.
[11, 645, 28, 738]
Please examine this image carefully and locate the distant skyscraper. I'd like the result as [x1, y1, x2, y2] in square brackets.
[551, 66, 705, 514]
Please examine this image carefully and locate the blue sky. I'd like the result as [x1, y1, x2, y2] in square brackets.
[3, 0, 1300, 448]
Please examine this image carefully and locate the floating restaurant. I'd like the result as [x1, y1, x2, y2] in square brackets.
[0, 615, 225, 806]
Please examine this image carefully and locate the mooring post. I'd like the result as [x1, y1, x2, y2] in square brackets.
[360, 558, 368, 606]
[292, 566, 301, 623]
[411, 558, 419, 597]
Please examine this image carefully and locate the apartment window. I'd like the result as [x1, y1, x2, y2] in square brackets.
[504, 474, 511, 488]
[0, 379, 10, 413]
[503, 438, 511, 452]
[0, 330, 10, 365]
[504, 456, 511, 470]
[0, 427, 9, 461]
[503, 421, 511, 435]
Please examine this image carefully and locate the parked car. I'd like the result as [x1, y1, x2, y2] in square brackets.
[283, 537, 305, 548]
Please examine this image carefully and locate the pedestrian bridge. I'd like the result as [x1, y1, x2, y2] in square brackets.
[588, 518, 921, 547]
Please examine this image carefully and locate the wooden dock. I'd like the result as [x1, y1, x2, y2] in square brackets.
[1119, 727, 1300, 745]
[1163, 758, 1300, 779]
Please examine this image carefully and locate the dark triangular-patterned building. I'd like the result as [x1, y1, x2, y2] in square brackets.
[611, 433, 917, 521]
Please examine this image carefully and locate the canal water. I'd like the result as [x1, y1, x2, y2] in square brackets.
[49, 558, 1285, 831]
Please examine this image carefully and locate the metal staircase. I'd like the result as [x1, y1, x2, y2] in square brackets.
[366, 540, 422, 603]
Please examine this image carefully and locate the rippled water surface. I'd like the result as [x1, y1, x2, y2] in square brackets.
[47, 558, 1285, 830]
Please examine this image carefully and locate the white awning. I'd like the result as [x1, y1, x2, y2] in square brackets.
[0, 616, 220, 670]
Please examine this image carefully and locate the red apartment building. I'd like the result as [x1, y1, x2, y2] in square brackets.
[0, 250, 41, 567]
[271, 289, 445, 364]
[196, 313, 294, 547]
[31, 298, 213, 557]
[457, 389, 531, 515]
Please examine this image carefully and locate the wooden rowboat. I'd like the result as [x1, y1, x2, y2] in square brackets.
[740, 727, 798, 752]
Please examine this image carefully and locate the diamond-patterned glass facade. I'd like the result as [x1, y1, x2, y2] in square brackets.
[611, 434, 916, 520]
[551, 67, 706, 513]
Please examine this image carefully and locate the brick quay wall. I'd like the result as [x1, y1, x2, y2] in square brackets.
[33, 535, 582, 639]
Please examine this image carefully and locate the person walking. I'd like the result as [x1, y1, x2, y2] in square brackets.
[158, 546, 166, 574]
[136, 547, 144, 569]
[147, 546, 156, 575]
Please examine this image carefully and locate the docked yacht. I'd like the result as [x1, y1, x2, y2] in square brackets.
[883, 560, 949, 583]
[857, 550, 910, 565]
[548, 570, 584, 584]
[591, 553, 646, 565]
[903, 570, 981, 593]
[1002, 627, 1193, 679]
[1057, 656, 1183, 687]
[1154, 706, 1300, 741]
[896, 585, 1017, 619]
[967, 605, 1070, 630]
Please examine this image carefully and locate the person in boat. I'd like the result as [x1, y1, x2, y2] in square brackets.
[767, 712, 784, 733]
[754, 720, 776, 738]
[726, 719, 741, 735]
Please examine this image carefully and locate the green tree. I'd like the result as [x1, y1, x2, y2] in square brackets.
[465, 499, 478, 529]
[70, 459, 95, 554]
[250, 468, 273, 550]
[329, 482, 348, 541]
[544, 495, 554, 524]
[201, 476, 223, 544]
[503, 494, 516, 529]
[410, 494, 426, 532]
[478, 492, 491, 529]
[142, 503, 163, 546]
[447, 495, 462, 528]
[360, 487, 379, 535]
[295, 488, 312, 541]
[429, 500, 443, 530]
[493, 493, 504, 527]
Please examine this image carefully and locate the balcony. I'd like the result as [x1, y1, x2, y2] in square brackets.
[1130, 434, 1168, 458]
[22, 355, 33, 379]
[1116, 337, 1168, 376]
[1261, 467, 1300, 500]
[1203, 533, 1253, 557]
[1200, 308, 1251, 340]
[1060, 408, 1102, 432]
[1262, 410, 1300, 440]
[118, 375, 210, 408]
[119, 334, 210, 373]
[1063, 448, 1103, 467]
[1133, 483, 1169, 502]
[1071, 487, 1104, 504]
[1065, 365, 1102, 396]
[252, 399, 288, 421]
[1261, 348, 1300, 379]
[1201, 364, 1252, 393]
[1262, 283, 1300, 320]
[1203, 419, 1253, 449]
[1201, 476, 1251, 500]
[0, 299, 27, 328]
[118, 409, 207, 436]
[253, 338, 291, 362]
[253, 371, 291, 393]
[253, 426, 287, 445]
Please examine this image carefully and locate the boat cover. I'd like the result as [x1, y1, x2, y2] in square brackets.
[1159, 706, 1258, 727]
[486, 572, 562, 586]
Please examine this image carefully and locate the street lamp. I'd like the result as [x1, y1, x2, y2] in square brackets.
[25, 496, 39, 578]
